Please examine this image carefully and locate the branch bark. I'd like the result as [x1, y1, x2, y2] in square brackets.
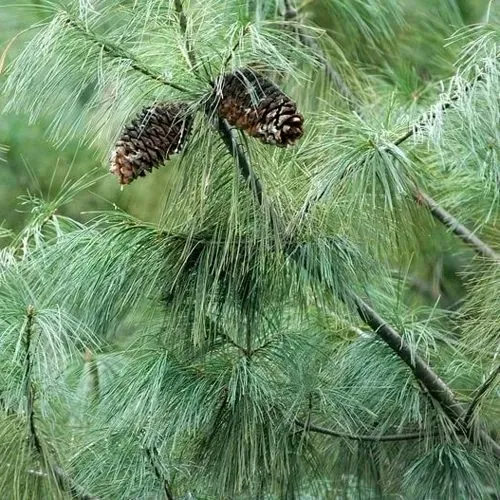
[23, 306, 100, 500]
[144, 445, 175, 500]
[353, 295, 500, 459]
[413, 190, 500, 262]
[463, 364, 500, 428]
[295, 420, 432, 442]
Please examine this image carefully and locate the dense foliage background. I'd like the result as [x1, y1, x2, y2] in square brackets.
[0, 0, 499, 498]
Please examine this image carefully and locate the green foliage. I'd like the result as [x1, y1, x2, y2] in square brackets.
[0, 0, 499, 498]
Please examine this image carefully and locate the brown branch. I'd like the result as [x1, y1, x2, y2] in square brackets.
[463, 364, 500, 428]
[295, 420, 432, 442]
[23, 306, 99, 500]
[352, 295, 500, 459]
[64, 15, 189, 94]
[216, 118, 264, 205]
[413, 190, 500, 262]
[144, 445, 175, 500]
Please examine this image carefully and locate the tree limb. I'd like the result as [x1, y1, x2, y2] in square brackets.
[463, 364, 500, 428]
[144, 444, 175, 500]
[294, 419, 432, 442]
[413, 190, 500, 262]
[352, 295, 500, 459]
[23, 306, 100, 500]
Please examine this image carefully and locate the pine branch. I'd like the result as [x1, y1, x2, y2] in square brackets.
[392, 73, 499, 260]
[413, 190, 500, 262]
[63, 15, 189, 94]
[393, 78, 484, 147]
[294, 419, 432, 442]
[23, 306, 99, 500]
[463, 364, 500, 428]
[352, 295, 500, 459]
[144, 444, 175, 500]
[212, 77, 500, 458]
[216, 118, 264, 205]
[84, 349, 100, 403]
[282, 0, 356, 106]
[24, 305, 43, 455]
[218, 126, 500, 458]
[292, 15, 498, 261]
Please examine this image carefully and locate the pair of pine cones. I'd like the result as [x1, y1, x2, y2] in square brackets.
[110, 68, 304, 185]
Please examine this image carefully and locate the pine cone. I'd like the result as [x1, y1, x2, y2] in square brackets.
[110, 102, 193, 185]
[214, 68, 303, 147]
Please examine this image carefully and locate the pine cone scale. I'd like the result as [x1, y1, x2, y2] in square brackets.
[110, 102, 193, 185]
[215, 68, 304, 147]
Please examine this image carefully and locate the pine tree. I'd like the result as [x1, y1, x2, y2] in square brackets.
[0, 0, 499, 499]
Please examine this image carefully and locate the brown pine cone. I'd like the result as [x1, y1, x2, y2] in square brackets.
[110, 102, 193, 185]
[214, 68, 303, 147]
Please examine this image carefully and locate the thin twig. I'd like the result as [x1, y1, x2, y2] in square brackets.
[352, 295, 500, 459]
[463, 364, 500, 428]
[216, 118, 264, 205]
[393, 79, 481, 147]
[414, 190, 500, 262]
[295, 420, 432, 442]
[23, 306, 99, 500]
[64, 15, 189, 94]
[144, 445, 175, 500]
